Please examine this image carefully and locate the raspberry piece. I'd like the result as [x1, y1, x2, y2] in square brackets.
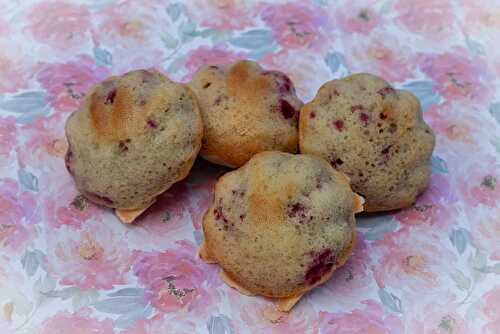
[104, 89, 116, 105]
[279, 99, 297, 120]
[359, 112, 370, 124]
[334, 120, 344, 131]
[64, 149, 73, 175]
[147, 120, 158, 129]
[377, 86, 395, 98]
[305, 249, 336, 284]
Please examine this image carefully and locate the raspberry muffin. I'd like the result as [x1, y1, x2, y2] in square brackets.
[299, 73, 435, 212]
[189, 60, 303, 168]
[65, 69, 203, 222]
[200, 151, 363, 310]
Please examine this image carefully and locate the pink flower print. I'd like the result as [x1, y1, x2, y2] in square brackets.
[454, 154, 500, 208]
[15, 111, 70, 172]
[111, 49, 165, 77]
[124, 314, 197, 334]
[321, 233, 373, 307]
[43, 180, 101, 230]
[229, 291, 319, 334]
[318, 300, 404, 334]
[126, 173, 215, 248]
[126, 183, 200, 249]
[418, 48, 491, 102]
[45, 220, 131, 290]
[132, 240, 221, 315]
[463, 1, 500, 78]
[0, 116, 16, 161]
[25, 2, 90, 50]
[333, 0, 381, 34]
[35, 55, 110, 112]
[464, 1, 500, 32]
[182, 46, 246, 81]
[395, 173, 459, 230]
[0, 16, 10, 35]
[93, 0, 165, 49]
[260, 2, 331, 50]
[0, 178, 38, 253]
[471, 208, 500, 261]
[185, 0, 256, 30]
[38, 309, 116, 334]
[394, 0, 454, 40]
[372, 225, 457, 299]
[405, 297, 470, 334]
[343, 31, 416, 82]
[481, 286, 500, 334]
[425, 102, 497, 148]
[260, 49, 329, 101]
[0, 58, 28, 93]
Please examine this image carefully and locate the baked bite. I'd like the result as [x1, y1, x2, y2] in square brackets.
[65, 69, 203, 222]
[200, 151, 363, 310]
[189, 60, 303, 168]
[299, 73, 435, 212]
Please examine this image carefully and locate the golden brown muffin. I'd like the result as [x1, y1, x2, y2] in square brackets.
[189, 60, 303, 168]
[65, 69, 203, 217]
[201, 151, 363, 308]
[299, 73, 435, 212]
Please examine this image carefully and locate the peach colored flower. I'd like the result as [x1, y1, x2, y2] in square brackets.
[132, 240, 221, 315]
[418, 48, 491, 102]
[0, 178, 38, 252]
[463, 1, 500, 77]
[394, 0, 454, 40]
[38, 309, 116, 334]
[93, 0, 166, 49]
[124, 314, 197, 334]
[260, 2, 331, 50]
[318, 299, 404, 334]
[372, 225, 457, 298]
[228, 290, 319, 334]
[405, 297, 470, 334]
[25, 1, 90, 50]
[35, 55, 110, 112]
[0, 58, 28, 93]
[471, 208, 500, 261]
[343, 31, 416, 82]
[464, 1, 500, 33]
[333, 0, 382, 34]
[185, 0, 256, 30]
[481, 286, 500, 334]
[45, 220, 131, 290]
[182, 46, 246, 81]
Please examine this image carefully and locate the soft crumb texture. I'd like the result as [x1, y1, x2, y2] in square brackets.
[202, 151, 361, 298]
[65, 69, 203, 210]
[299, 73, 435, 212]
[189, 60, 303, 168]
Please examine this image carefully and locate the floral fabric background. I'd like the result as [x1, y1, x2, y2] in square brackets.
[0, 0, 499, 333]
